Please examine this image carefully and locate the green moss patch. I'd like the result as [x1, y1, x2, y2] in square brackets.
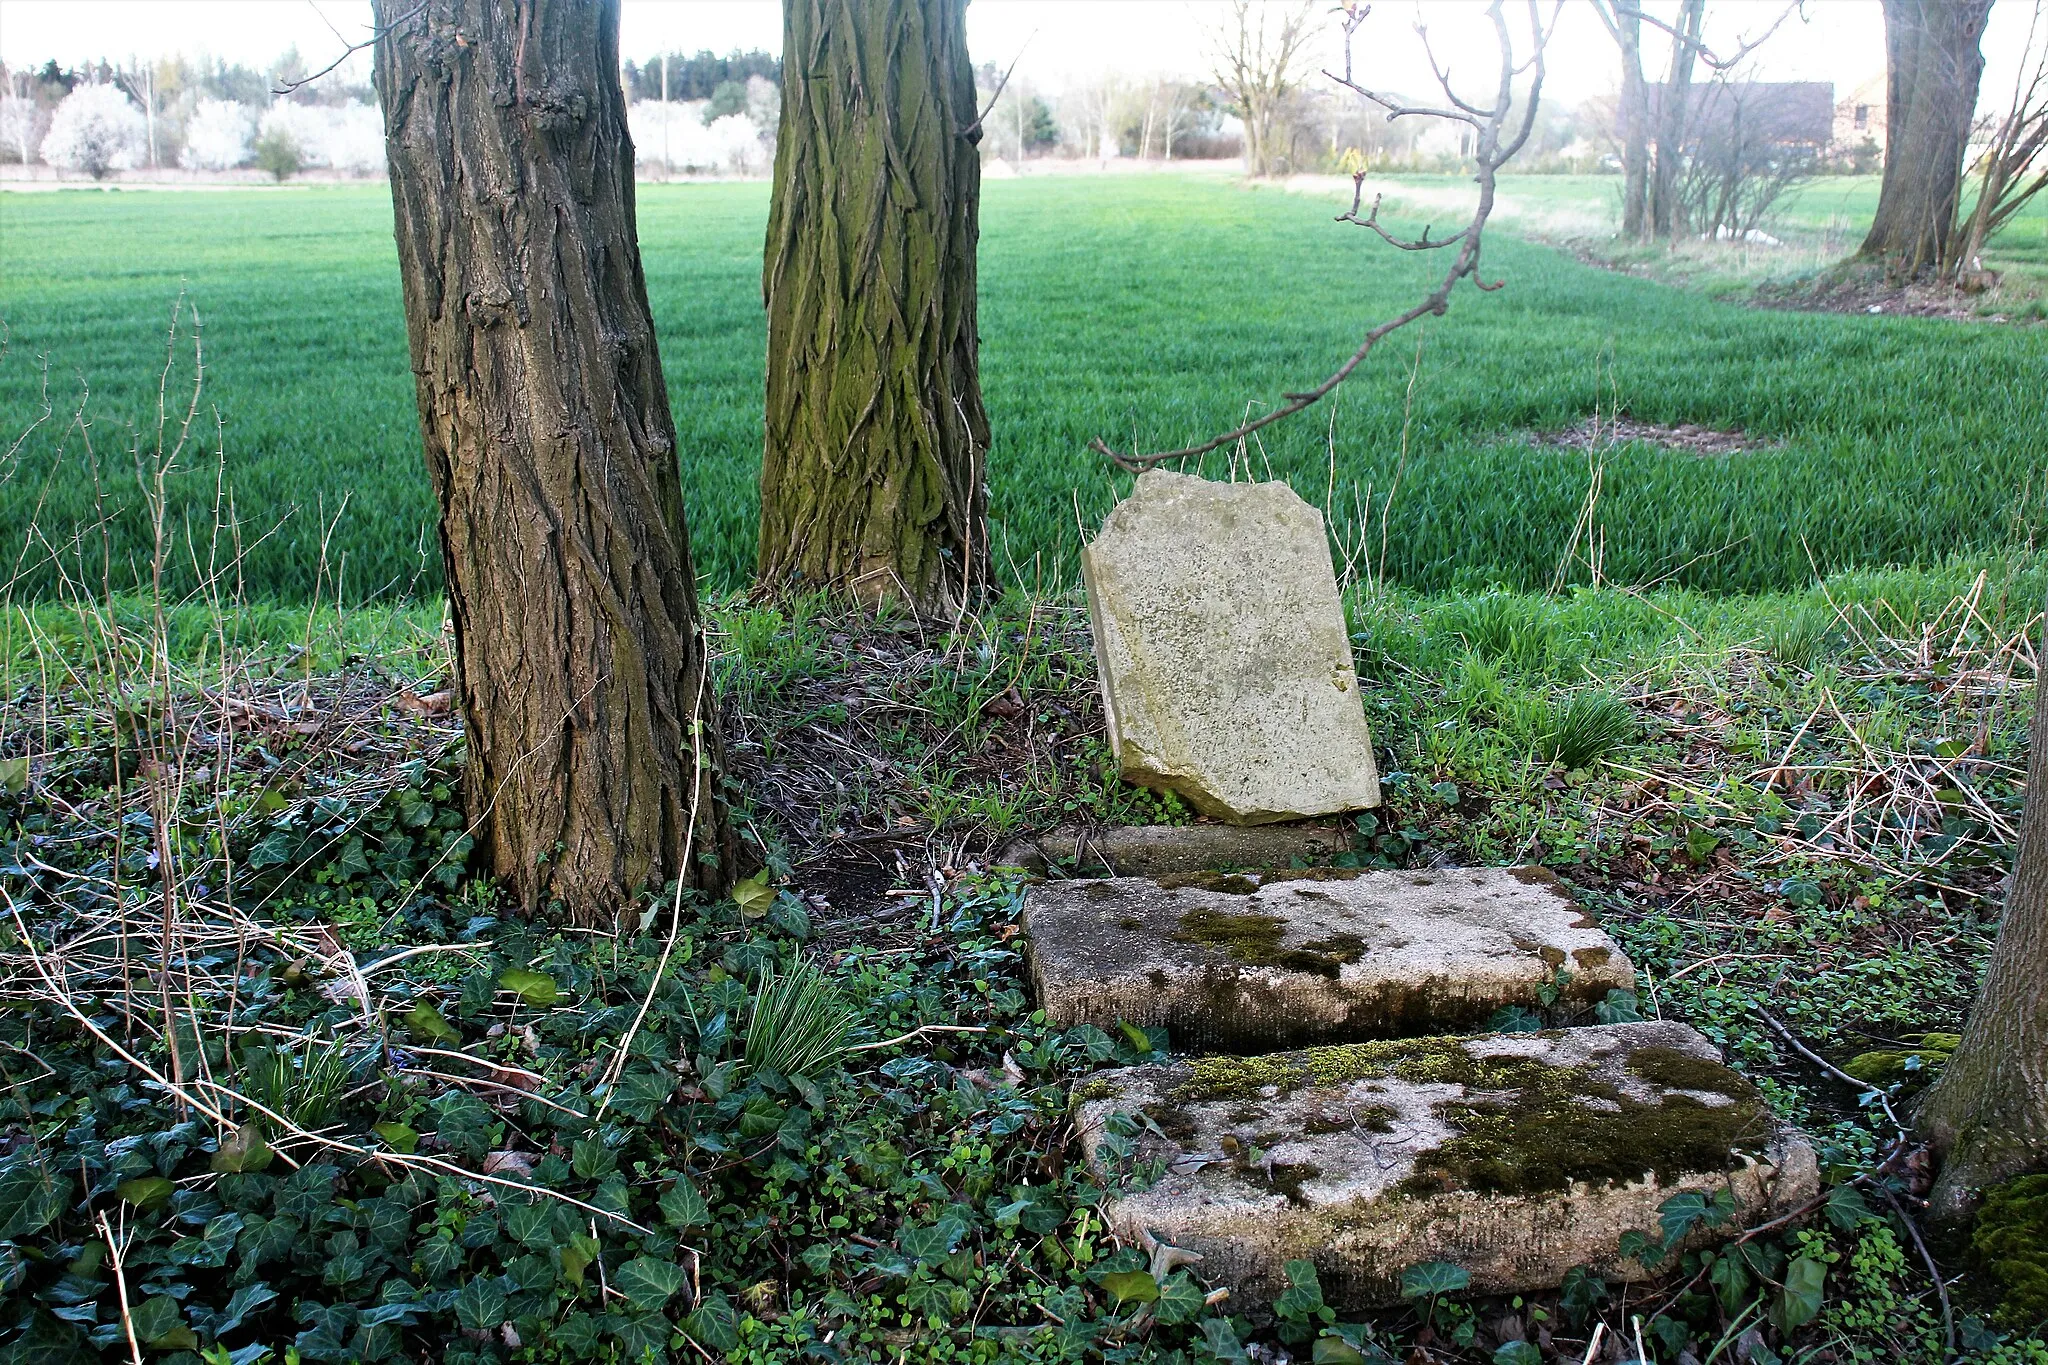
[1170, 906, 1366, 978]
[1155, 871, 1262, 894]
[1626, 1046, 1757, 1098]
[1974, 1173, 2048, 1325]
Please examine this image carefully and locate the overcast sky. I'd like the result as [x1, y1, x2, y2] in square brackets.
[1, 1, 2041, 111]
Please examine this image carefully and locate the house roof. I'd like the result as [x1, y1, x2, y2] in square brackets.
[1647, 80, 1836, 145]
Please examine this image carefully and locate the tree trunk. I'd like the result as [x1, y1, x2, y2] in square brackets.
[1650, 0, 1705, 240]
[373, 0, 734, 925]
[758, 0, 992, 614]
[1859, 0, 1994, 277]
[1916, 594, 2048, 1221]
[1619, 5, 1650, 240]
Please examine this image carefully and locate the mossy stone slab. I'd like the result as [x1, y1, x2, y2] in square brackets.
[1081, 470, 1381, 824]
[1074, 1021, 1818, 1307]
[997, 822, 1352, 878]
[1023, 866, 1633, 1051]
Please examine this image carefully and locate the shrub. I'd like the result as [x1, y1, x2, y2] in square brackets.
[252, 127, 302, 181]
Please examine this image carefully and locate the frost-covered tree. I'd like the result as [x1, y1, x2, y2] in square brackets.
[41, 83, 144, 178]
[179, 97, 253, 171]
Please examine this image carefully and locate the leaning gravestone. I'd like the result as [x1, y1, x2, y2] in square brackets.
[1082, 471, 1380, 823]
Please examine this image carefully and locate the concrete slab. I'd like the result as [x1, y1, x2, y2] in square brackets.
[1024, 866, 1633, 1051]
[1073, 1021, 1818, 1307]
[1082, 471, 1380, 823]
[996, 823, 1352, 878]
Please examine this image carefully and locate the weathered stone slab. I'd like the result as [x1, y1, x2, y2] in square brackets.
[1024, 866, 1632, 1050]
[1082, 471, 1380, 824]
[1074, 1021, 1817, 1306]
[997, 823, 1352, 878]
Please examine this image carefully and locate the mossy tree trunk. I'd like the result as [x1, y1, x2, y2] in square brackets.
[1858, 0, 1993, 277]
[1916, 596, 2048, 1220]
[373, 0, 734, 925]
[758, 0, 991, 614]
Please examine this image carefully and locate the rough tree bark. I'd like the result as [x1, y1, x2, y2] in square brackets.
[1650, 0, 1706, 240]
[1859, 0, 1995, 276]
[1916, 597, 2048, 1221]
[373, 0, 734, 925]
[757, 0, 991, 614]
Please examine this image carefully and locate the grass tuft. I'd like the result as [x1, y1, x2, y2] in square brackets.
[742, 953, 857, 1082]
[1537, 689, 1640, 770]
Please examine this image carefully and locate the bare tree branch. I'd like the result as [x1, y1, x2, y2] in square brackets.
[1092, 0, 1557, 470]
[1619, 0, 1803, 74]
[274, 0, 428, 95]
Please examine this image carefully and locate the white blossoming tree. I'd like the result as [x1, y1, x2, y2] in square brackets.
[180, 98, 254, 172]
[41, 84, 145, 179]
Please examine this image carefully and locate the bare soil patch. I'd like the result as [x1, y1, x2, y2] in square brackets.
[1533, 414, 1767, 458]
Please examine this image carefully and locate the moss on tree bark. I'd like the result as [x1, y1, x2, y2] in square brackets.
[757, 0, 992, 614]
[373, 0, 734, 925]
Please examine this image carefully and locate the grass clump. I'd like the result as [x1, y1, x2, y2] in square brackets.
[1536, 689, 1639, 769]
[741, 951, 857, 1081]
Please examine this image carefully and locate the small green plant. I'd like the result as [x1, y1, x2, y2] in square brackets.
[252, 128, 301, 182]
[237, 1034, 352, 1129]
[1537, 689, 1638, 769]
[741, 952, 857, 1081]
[1766, 606, 1833, 671]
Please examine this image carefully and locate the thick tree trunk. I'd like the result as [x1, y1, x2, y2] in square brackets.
[373, 0, 734, 925]
[1619, 6, 1650, 241]
[1916, 596, 2048, 1221]
[1858, 0, 1994, 277]
[758, 0, 991, 614]
[1650, 0, 1705, 240]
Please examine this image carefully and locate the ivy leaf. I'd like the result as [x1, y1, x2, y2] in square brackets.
[615, 1256, 686, 1310]
[684, 1291, 741, 1351]
[403, 1000, 461, 1044]
[1709, 1249, 1752, 1316]
[452, 1275, 509, 1331]
[570, 1138, 617, 1180]
[1116, 1020, 1155, 1055]
[372, 1121, 418, 1155]
[559, 1234, 600, 1287]
[116, 1175, 175, 1211]
[127, 1296, 182, 1346]
[1824, 1183, 1875, 1229]
[1656, 1189, 1714, 1245]
[497, 967, 559, 1008]
[0, 1159, 68, 1239]
[1201, 1318, 1252, 1364]
[659, 1177, 711, 1229]
[210, 1123, 274, 1174]
[1594, 988, 1642, 1024]
[1275, 1259, 1327, 1321]
[898, 1220, 962, 1266]
[731, 873, 776, 919]
[1398, 1260, 1470, 1300]
[1155, 1270, 1207, 1326]
[1098, 1269, 1159, 1304]
[1314, 1337, 1372, 1365]
[1772, 1254, 1827, 1334]
[0, 757, 28, 793]
[1492, 1343, 1542, 1365]
[212, 1283, 278, 1336]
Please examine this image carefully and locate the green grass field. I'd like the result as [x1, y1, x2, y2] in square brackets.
[2, 174, 2045, 603]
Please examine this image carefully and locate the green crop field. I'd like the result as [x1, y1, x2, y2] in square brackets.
[2, 174, 2044, 604]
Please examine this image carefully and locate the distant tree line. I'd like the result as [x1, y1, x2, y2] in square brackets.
[622, 49, 780, 104]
